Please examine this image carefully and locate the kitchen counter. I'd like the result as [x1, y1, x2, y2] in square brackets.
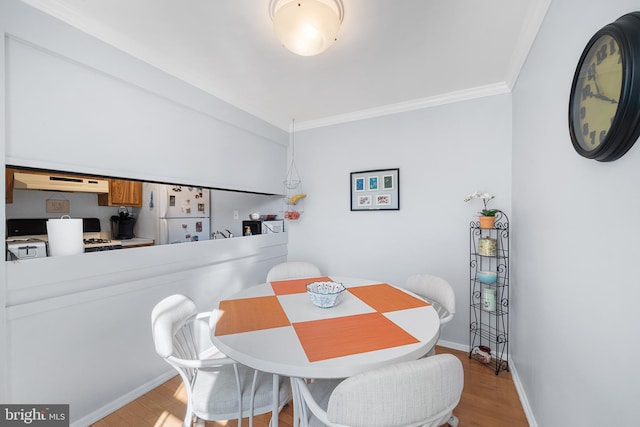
[119, 238, 155, 248]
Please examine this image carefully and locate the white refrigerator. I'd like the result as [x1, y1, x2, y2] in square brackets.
[137, 183, 211, 244]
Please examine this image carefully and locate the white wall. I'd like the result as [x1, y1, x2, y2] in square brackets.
[1, 1, 287, 194]
[210, 189, 284, 238]
[512, 0, 640, 425]
[287, 94, 512, 347]
[0, 0, 289, 421]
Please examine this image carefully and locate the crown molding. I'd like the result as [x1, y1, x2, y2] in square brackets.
[504, 0, 552, 90]
[294, 82, 512, 131]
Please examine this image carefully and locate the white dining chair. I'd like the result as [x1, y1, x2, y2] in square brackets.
[403, 274, 456, 356]
[266, 261, 322, 282]
[292, 354, 463, 427]
[151, 294, 291, 427]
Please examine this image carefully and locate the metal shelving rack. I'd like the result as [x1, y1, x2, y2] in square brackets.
[469, 211, 510, 375]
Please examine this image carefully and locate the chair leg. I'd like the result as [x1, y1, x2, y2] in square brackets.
[185, 412, 197, 427]
[447, 414, 459, 427]
[249, 370, 259, 427]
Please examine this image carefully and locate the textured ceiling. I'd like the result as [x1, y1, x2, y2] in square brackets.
[20, 0, 550, 130]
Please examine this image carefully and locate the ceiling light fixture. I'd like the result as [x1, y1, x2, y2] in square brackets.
[269, 0, 344, 56]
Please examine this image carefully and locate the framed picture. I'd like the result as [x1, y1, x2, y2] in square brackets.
[350, 168, 399, 211]
[368, 176, 379, 191]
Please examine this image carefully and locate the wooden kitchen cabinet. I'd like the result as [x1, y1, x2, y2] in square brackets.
[98, 179, 143, 207]
[6, 168, 14, 204]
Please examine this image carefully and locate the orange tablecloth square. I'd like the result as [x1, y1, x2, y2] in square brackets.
[292, 312, 420, 362]
[214, 296, 290, 336]
[349, 283, 430, 312]
[270, 276, 333, 295]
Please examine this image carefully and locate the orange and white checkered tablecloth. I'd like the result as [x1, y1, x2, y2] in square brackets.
[215, 277, 431, 362]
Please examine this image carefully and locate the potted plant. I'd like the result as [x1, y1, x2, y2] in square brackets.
[464, 191, 498, 228]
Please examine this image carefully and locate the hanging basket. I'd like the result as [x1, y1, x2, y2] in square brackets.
[281, 118, 305, 220]
[284, 179, 301, 190]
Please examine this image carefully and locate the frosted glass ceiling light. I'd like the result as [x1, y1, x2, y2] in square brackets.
[270, 0, 344, 56]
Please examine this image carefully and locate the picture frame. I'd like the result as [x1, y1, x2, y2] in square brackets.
[350, 168, 399, 211]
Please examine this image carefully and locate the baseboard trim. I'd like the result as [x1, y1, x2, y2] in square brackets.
[508, 359, 538, 426]
[437, 341, 537, 426]
[437, 339, 468, 353]
[71, 370, 176, 427]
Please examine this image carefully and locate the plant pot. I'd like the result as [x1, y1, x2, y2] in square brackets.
[479, 216, 495, 229]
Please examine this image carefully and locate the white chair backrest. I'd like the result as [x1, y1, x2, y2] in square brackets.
[151, 294, 199, 359]
[152, 294, 293, 427]
[266, 261, 322, 282]
[405, 273, 456, 316]
[326, 354, 463, 427]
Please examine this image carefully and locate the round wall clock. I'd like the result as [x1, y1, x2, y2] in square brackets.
[568, 12, 640, 161]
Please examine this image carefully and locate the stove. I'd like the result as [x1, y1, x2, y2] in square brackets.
[83, 238, 122, 252]
[6, 217, 123, 259]
[84, 238, 112, 244]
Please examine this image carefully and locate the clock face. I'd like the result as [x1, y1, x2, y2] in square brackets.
[570, 35, 623, 153]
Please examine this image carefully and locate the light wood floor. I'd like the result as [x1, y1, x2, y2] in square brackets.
[91, 347, 528, 427]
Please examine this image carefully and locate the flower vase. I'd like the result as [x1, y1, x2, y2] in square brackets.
[479, 216, 495, 229]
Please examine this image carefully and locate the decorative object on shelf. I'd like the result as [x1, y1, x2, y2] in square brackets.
[482, 287, 496, 312]
[282, 119, 306, 221]
[464, 191, 498, 228]
[471, 346, 492, 364]
[469, 211, 509, 375]
[477, 271, 497, 284]
[568, 12, 640, 162]
[269, 0, 344, 56]
[350, 168, 400, 211]
[478, 236, 497, 256]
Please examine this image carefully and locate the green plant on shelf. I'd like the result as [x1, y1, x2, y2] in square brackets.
[464, 191, 498, 216]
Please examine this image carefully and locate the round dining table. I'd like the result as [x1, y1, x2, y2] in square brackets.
[210, 275, 440, 427]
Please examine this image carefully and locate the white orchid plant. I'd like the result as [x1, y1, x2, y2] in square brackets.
[464, 191, 498, 217]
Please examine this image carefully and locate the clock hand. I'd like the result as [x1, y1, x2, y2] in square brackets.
[589, 92, 618, 104]
[590, 73, 618, 103]
[592, 75, 603, 95]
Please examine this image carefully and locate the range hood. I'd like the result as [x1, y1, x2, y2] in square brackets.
[13, 172, 109, 193]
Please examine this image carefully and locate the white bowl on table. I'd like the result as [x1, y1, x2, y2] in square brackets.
[306, 281, 346, 308]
